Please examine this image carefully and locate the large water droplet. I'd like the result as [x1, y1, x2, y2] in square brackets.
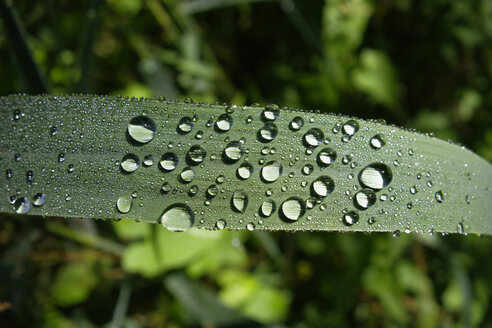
[303, 128, 324, 147]
[289, 116, 304, 131]
[237, 163, 254, 180]
[280, 198, 304, 221]
[262, 104, 280, 121]
[261, 161, 283, 182]
[117, 195, 133, 213]
[260, 200, 276, 217]
[369, 135, 385, 149]
[310, 176, 335, 198]
[160, 152, 179, 171]
[187, 145, 206, 165]
[342, 211, 359, 226]
[161, 204, 194, 232]
[354, 188, 376, 210]
[223, 141, 244, 163]
[177, 116, 193, 134]
[180, 167, 195, 183]
[257, 123, 278, 143]
[231, 190, 248, 213]
[215, 113, 233, 132]
[33, 193, 46, 207]
[358, 163, 393, 190]
[317, 148, 337, 167]
[14, 197, 31, 214]
[121, 154, 140, 173]
[342, 120, 359, 136]
[128, 116, 156, 144]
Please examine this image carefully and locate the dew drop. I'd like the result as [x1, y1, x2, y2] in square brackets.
[128, 116, 156, 144]
[310, 176, 335, 198]
[358, 163, 393, 190]
[177, 116, 193, 134]
[160, 152, 178, 172]
[49, 126, 58, 136]
[302, 164, 314, 175]
[215, 113, 233, 132]
[317, 148, 337, 167]
[33, 193, 46, 207]
[116, 195, 133, 213]
[260, 200, 276, 217]
[257, 123, 278, 143]
[121, 153, 140, 173]
[342, 211, 359, 226]
[161, 182, 172, 193]
[143, 155, 154, 167]
[237, 163, 254, 180]
[342, 120, 359, 136]
[180, 167, 195, 183]
[223, 141, 244, 163]
[303, 128, 324, 147]
[246, 222, 256, 231]
[369, 135, 385, 149]
[289, 116, 304, 131]
[6, 169, 12, 179]
[354, 188, 376, 210]
[262, 104, 280, 121]
[261, 161, 283, 183]
[435, 190, 444, 203]
[14, 197, 31, 214]
[216, 219, 226, 230]
[280, 198, 304, 221]
[187, 145, 207, 165]
[206, 185, 219, 198]
[161, 204, 194, 232]
[231, 190, 248, 213]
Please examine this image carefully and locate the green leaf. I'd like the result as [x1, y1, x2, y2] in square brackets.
[0, 95, 491, 235]
[52, 262, 97, 306]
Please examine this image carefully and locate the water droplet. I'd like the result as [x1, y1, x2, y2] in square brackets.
[262, 104, 280, 121]
[303, 128, 324, 147]
[215, 113, 233, 132]
[289, 116, 304, 131]
[180, 167, 195, 183]
[67, 164, 75, 173]
[206, 185, 219, 198]
[341, 154, 352, 165]
[410, 186, 417, 194]
[435, 190, 444, 203]
[457, 222, 464, 234]
[187, 145, 207, 165]
[161, 204, 194, 232]
[188, 185, 198, 196]
[121, 154, 140, 173]
[33, 193, 46, 207]
[317, 148, 337, 167]
[177, 116, 193, 134]
[260, 200, 276, 217]
[116, 195, 133, 213]
[231, 190, 248, 213]
[302, 164, 314, 175]
[216, 175, 225, 184]
[310, 176, 335, 198]
[128, 116, 156, 144]
[342, 211, 359, 226]
[160, 153, 178, 171]
[342, 120, 359, 136]
[246, 222, 256, 231]
[13, 109, 21, 120]
[237, 163, 254, 180]
[368, 217, 376, 225]
[223, 141, 244, 163]
[49, 126, 58, 136]
[6, 169, 12, 179]
[280, 198, 304, 221]
[58, 153, 66, 163]
[354, 189, 376, 210]
[392, 230, 401, 237]
[358, 163, 393, 190]
[216, 219, 226, 230]
[261, 161, 283, 182]
[143, 155, 154, 167]
[14, 197, 31, 214]
[369, 135, 385, 149]
[257, 123, 278, 142]
[161, 182, 172, 193]
[26, 171, 34, 183]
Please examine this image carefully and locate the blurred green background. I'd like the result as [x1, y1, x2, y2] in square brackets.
[1, 0, 492, 327]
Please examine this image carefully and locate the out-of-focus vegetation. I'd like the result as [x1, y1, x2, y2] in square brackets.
[0, 0, 491, 327]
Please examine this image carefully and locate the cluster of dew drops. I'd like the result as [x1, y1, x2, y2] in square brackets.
[113, 102, 422, 233]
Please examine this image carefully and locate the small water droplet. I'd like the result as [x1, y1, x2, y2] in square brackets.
[354, 189, 376, 210]
[317, 148, 337, 167]
[216, 219, 226, 230]
[342, 211, 359, 226]
[280, 198, 304, 221]
[128, 116, 156, 144]
[246, 222, 256, 231]
[302, 164, 314, 175]
[116, 195, 133, 213]
[160, 153, 178, 171]
[143, 155, 154, 167]
[216, 175, 225, 184]
[33, 193, 46, 207]
[410, 186, 417, 194]
[161, 204, 194, 232]
[303, 128, 324, 147]
[177, 116, 193, 134]
[237, 163, 254, 180]
[435, 190, 444, 203]
[261, 161, 283, 182]
[223, 141, 244, 163]
[231, 190, 248, 213]
[289, 116, 304, 131]
[368, 217, 376, 225]
[311, 176, 335, 198]
[180, 167, 195, 183]
[187, 145, 207, 165]
[188, 185, 198, 196]
[358, 163, 393, 190]
[58, 153, 66, 163]
[6, 169, 12, 179]
[215, 113, 233, 132]
[260, 200, 276, 217]
[26, 171, 34, 183]
[207, 185, 219, 198]
[457, 222, 464, 234]
[49, 126, 58, 136]
[257, 123, 278, 142]
[13, 109, 21, 120]
[392, 230, 400, 237]
[162, 182, 172, 193]
[369, 135, 385, 149]
[342, 120, 359, 136]
[14, 197, 31, 214]
[121, 154, 140, 173]
[262, 104, 280, 121]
